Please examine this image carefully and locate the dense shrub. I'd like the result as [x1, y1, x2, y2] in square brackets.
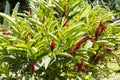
[0, 0, 120, 79]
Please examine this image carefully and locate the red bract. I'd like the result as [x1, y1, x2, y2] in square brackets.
[95, 25, 100, 40]
[50, 40, 55, 52]
[31, 61, 35, 73]
[2, 31, 9, 35]
[90, 38, 95, 42]
[95, 20, 106, 40]
[2, 28, 9, 35]
[70, 49, 75, 56]
[100, 20, 106, 32]
[106, 47, 113, 52]
[62, 11, 66, 17]
[81, 34, 90, 41]
[90, 54, 97, 61]
[29, 9, 32, 15]
[74, 40, 82, 50]
[75, 35, 90, 50]
[76, 63, 83, 71]
[83, 67, 90, 72]
[94, 56, 101, 64]
[70, 35, 90, 56]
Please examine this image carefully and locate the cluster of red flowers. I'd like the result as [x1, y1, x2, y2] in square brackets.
[69, 35, 91, 72]
[30, 38, 55, 74]
[71, 20, 113, 71]
[76, 58, 90, 72]
[62, 4, 67, 17]
[69, 20, 107, 56]
[95, 20, 106, 40]
[90, 45, 113, 64]
[30, 20, 113, 73]
[62, 4, 69, 27]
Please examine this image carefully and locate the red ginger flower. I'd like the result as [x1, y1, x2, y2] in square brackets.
[74, 35, 90, 50]
[76, 63, 83, 71]
[74, 40, 82, 50]
[106, 47, 113, 52]
[82, 67, 90, 72]
[94, 56, 101, 64]
[70, 35, 90, 56]
[95, 20, 106, 40]
[76, 58, 90, 72]
[31, 61, 35, 73]
[50, 40, 55, 52]
[90, 38, 95, 42]
[2, 31, 9, 35]
[100, 20, 106, 32]
[29, 9, 32, 15]
[95, 24, 101, 40]
[70, 49, 75, 56]
[90, 54, 97, 61]
[2, 28, 9, 35]
[62, 4, 67, 17]
[62, 11, 66, 17]
[81, 34, 90, 41]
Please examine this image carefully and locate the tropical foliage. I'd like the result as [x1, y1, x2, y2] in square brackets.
[0, 0, 120, 79]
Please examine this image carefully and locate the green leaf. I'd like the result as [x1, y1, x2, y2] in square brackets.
[96, 40, 115, 46]
[3, 55, 16, 61]
[2, 63, 9, 77]
[14, 43, 27, 48]
[67, 0, 81, 15]
[35, 49, 50, 61]
[66, 23, 83, 33]
[12, 2, 20, 17]
[53, 1, 64, 12]
[47, 32, 59, 42]
[0, 13, 16, 26]
[3, 0, 10, 27]
[56, 52, 73, 58]
[31, 47, 38, 55]
[29, 18, 42, 26]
